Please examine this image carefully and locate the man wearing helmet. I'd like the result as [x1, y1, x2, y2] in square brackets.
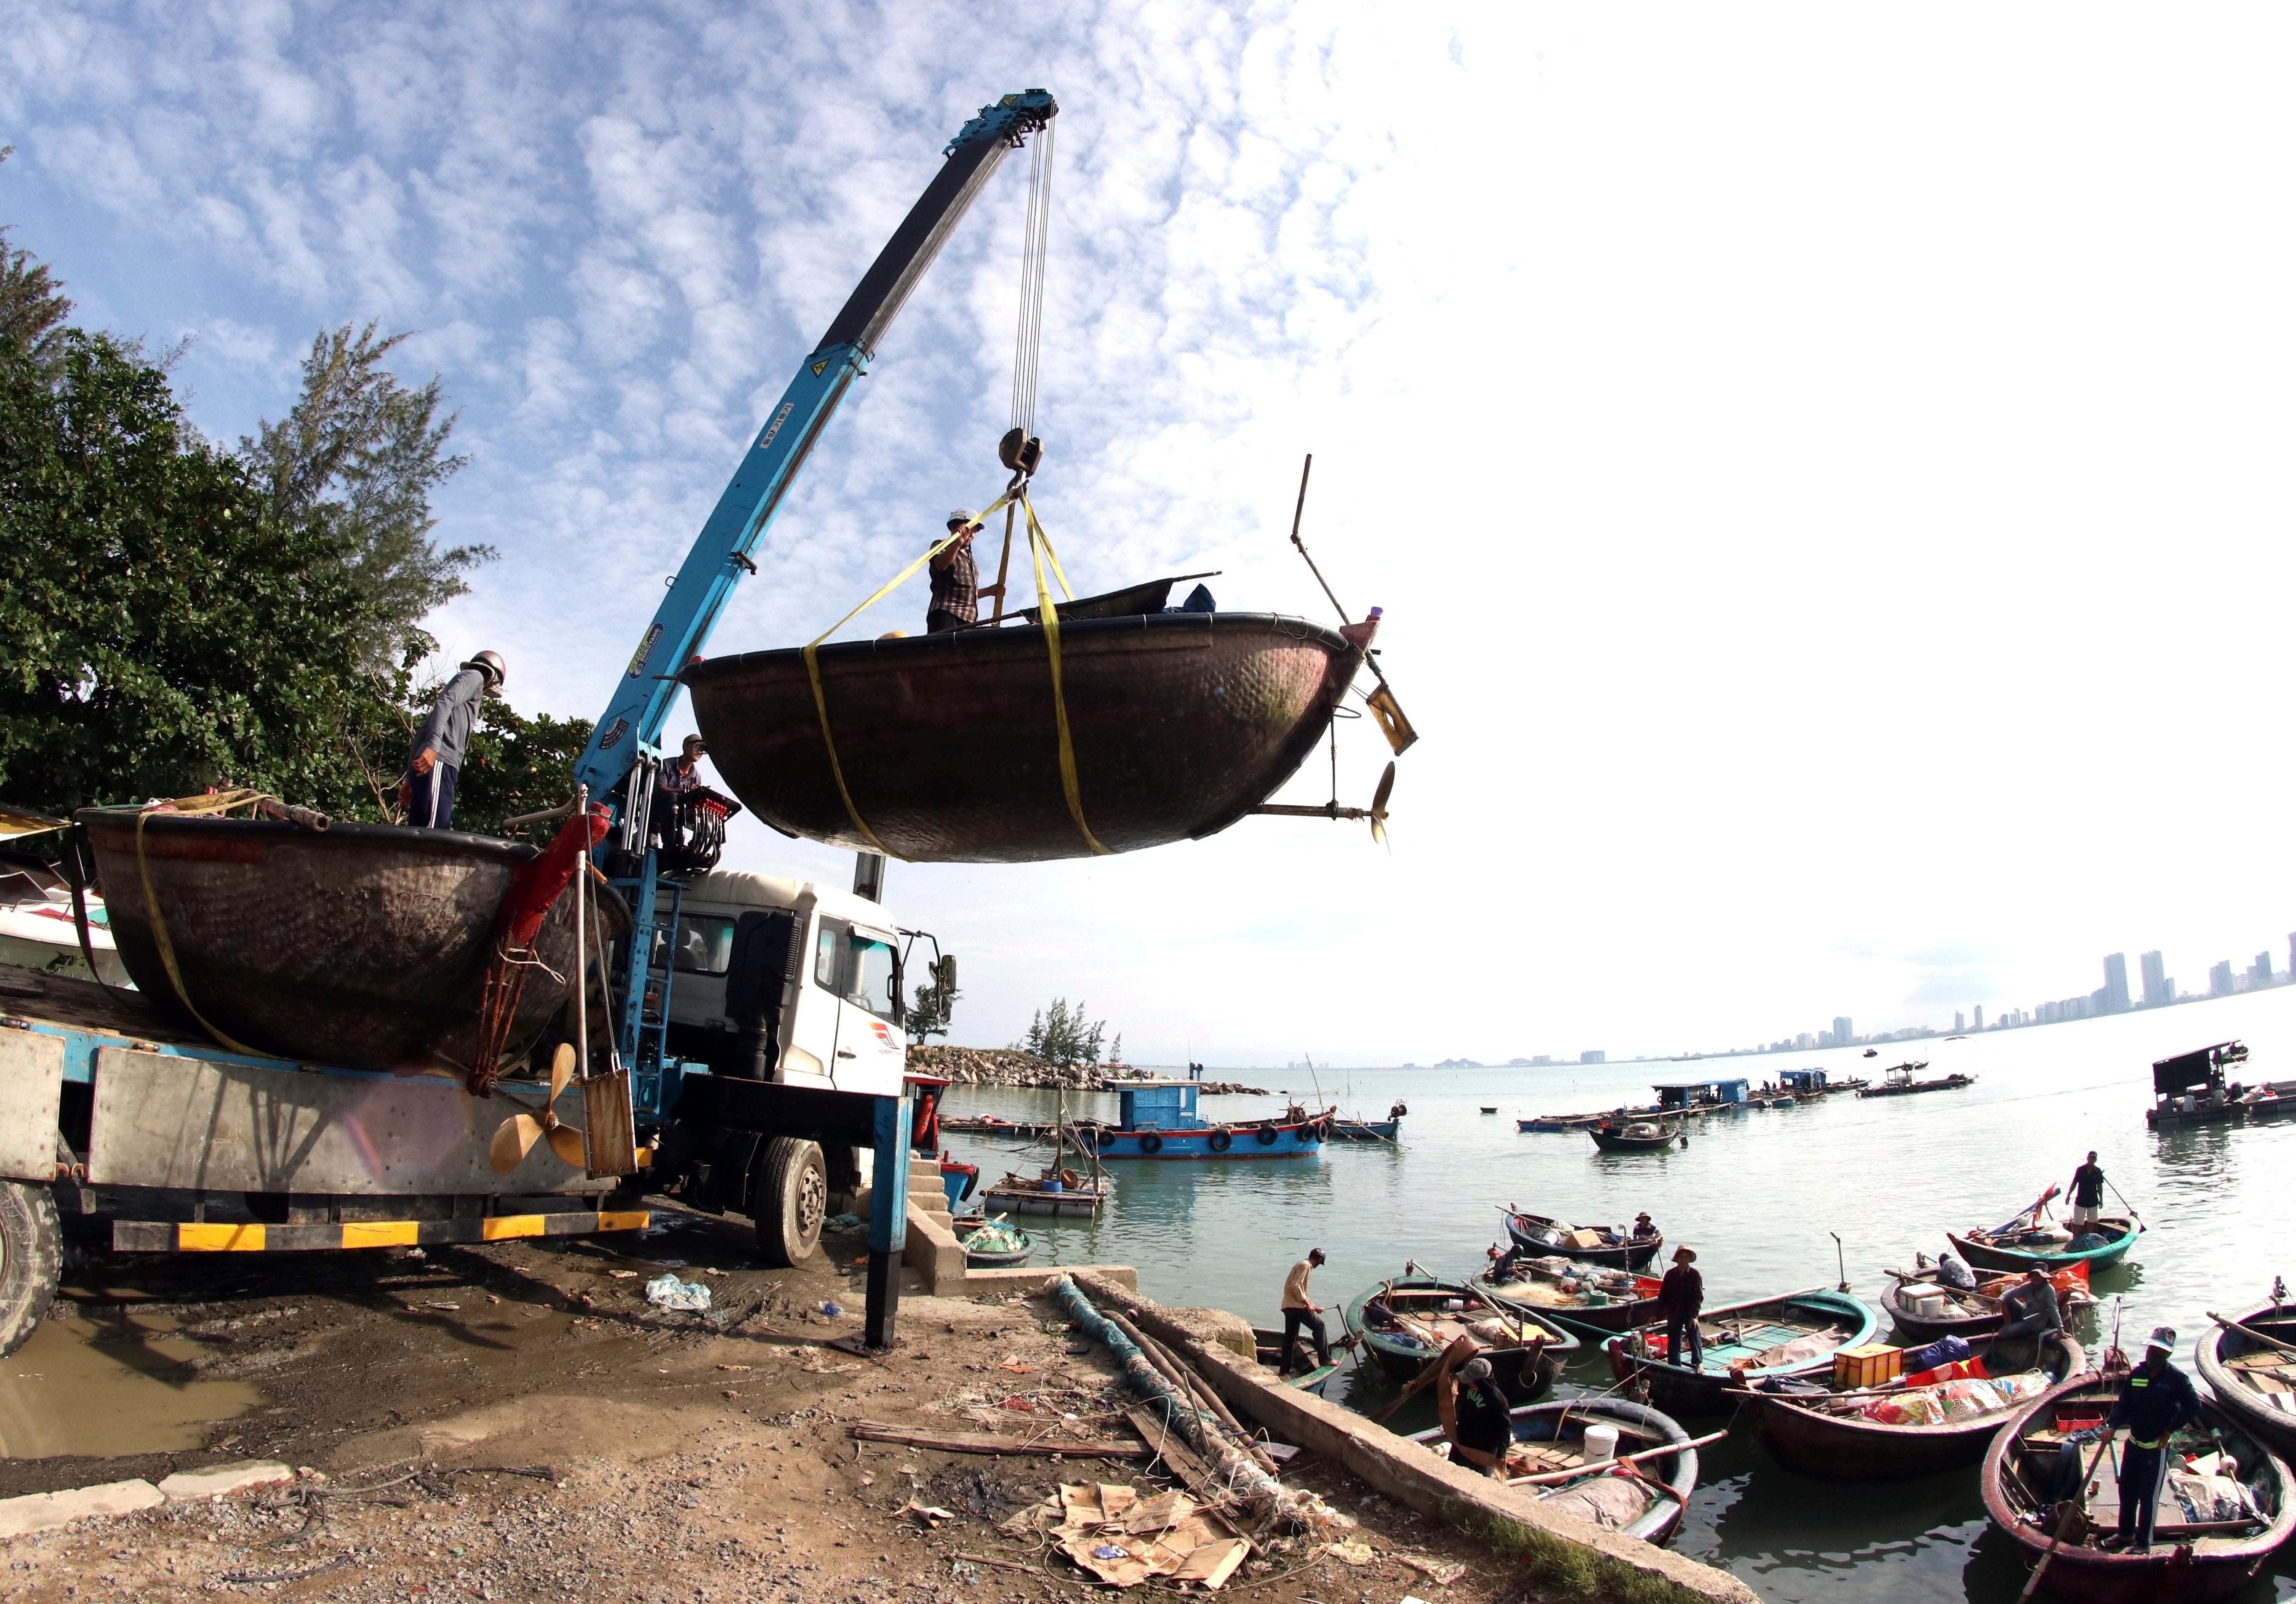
[400, 650, 505, 830]
[926, 510, 984, 633]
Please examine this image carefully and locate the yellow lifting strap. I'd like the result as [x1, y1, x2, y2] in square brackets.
[801, 486, 1109, 858]
[124, 789, 285, 1059]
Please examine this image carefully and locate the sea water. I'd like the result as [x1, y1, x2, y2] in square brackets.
[940, 984, 2296, 1602]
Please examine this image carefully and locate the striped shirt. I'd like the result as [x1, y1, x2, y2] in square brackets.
[929, 538, 978, 625]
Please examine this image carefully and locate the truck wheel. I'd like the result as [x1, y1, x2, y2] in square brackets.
[751, 1138, 827, 1268]
[0, 1183, 61, 1357]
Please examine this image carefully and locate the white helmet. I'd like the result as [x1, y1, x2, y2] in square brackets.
[946, 508, 978, 528]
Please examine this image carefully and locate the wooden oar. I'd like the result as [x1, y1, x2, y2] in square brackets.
[1369, 1333, 1469, 1425]
[2207, 1310, 2296, 1358]
[1504, 1430, 1727, 1486]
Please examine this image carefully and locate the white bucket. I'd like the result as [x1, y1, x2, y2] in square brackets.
[1582, 1423, 1620, 1463]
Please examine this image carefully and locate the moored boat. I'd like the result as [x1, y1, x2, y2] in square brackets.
[1347, 1272, 1579, 1405]
[1882, 1260, 2091, 1344]
[1982, 1372, 2294, 1603]
[1502, 1210, 1665, 1271]
[2193, 1295, 2296, 1461]
[1856, 1062, 1975, 1098]
[1588, 1119, 1683, 1153]
[1603, 1288, 1877, 1415]
[1328, 1116, 1400, 1141]
[1082, 1082, 1329, 1159]
[80, 808, 620, 1075]
[958, 1217, 1034, 1269]
[1253, 1327, 1341, 1395]
[1474, 1259, 1664, 1338]
[1950, 1214, 2141, 1275]
[979, 1166, 1111, 1217]
[1735, 1330, 2085, 1479]
[1403, 1396, 1700, 1544]
[2146, 1041, 2249, 1130]
[682, 611, 1372, 863]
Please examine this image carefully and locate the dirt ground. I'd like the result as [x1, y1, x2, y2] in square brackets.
[0, 1207, 1545, 1604]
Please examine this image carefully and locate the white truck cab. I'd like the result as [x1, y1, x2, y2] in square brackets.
[660, 870, 907, 1096]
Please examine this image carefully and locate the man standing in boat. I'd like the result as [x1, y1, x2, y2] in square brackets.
[926, 510, 983, 633]
[2091, 1326, 2201, 1552]
[2066, 1151, 2107, 1231]
[1657, 1245, 1704, 1372]
[399, 651, 505, 831]
[1278, 1248, 1331, 1373]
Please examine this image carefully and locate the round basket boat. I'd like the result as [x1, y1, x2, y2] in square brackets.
[78, 811, 621, 1075]
[682, 612, 1366, 862]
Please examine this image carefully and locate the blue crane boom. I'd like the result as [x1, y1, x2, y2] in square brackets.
[572, 90, 1058, 805]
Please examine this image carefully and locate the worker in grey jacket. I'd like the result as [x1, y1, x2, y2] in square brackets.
[399, 651, 505, 830]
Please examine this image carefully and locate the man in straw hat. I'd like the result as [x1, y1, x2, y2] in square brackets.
[1656, 1245, 1704, 1371]
[2093, 1325, 2201, 1552]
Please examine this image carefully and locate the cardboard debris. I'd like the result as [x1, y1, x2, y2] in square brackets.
[1325, 1540, 1377, 1566]
[1400, 1554, 1467, 1586]
[1013, 1482, 1250, 1589]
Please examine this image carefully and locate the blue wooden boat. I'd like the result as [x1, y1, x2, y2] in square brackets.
[1255, 1327, 1341, 1395]
[1083, 1082, 1329, 1159]
[1947, 1211, 2141, 1273]
[1602, 1288, 1877, 1415]
[1345, 1272, 1580, 1405]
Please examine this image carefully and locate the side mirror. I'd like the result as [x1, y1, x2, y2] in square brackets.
[936, 954, 957, 995]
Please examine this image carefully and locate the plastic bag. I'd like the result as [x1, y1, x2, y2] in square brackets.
[644, 1273, 712, 1312]
[1902, 1335, 1972, 1373]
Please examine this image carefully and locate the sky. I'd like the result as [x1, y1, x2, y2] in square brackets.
[7, 4, 2296, 1065]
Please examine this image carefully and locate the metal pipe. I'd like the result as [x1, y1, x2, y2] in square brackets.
[573, 786, 589, 1084]
[502, 797, 580, 830]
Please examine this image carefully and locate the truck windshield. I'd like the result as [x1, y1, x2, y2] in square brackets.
[847, 933, 901, 1023]
[673, 915, 736, 976]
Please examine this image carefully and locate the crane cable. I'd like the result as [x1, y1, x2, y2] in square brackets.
[1010, 116, 1055, 439]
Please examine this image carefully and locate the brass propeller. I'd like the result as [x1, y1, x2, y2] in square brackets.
[1369, 761, 1395, 848]
[488, 1043, 588, 1175]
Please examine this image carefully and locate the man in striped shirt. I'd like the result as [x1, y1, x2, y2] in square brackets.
[927, 510, 983, 633]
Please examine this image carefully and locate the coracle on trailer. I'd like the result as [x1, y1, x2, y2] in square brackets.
[683, 609, 1378, 863]
[78, 807, 624, 1078]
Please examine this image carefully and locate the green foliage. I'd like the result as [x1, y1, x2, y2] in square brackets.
[0, 149, 71, 378]
[0, 330, 410, 816]
[242, 321, 491, 672]
[450, 696, 594, 836]
[1021, 997, 1110, 1068]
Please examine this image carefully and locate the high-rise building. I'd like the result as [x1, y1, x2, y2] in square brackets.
[1973, 1005, 1985, 1031]
[2210, 960, 2235, 998]
[2251, 953, 2273, 988]
[1832, 1016, 1853, 1047]
[2102, 954, 2130, 1013]
[1580, 1050, 1605, 1065]
[1954, 1011, 1965, 1032]
[2140, 951, 2169, 1007]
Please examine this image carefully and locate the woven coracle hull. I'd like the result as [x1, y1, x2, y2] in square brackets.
[682, 612, 1362, 862]
[79, 812, 617, 1074]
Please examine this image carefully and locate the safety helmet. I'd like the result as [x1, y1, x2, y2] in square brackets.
[461, 650, 506, 689]
[946, 509, 978, 528]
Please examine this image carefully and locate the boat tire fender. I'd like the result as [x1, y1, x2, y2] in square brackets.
[1311, 1118, 1331, 1142]
[1208, 1130, 1232, 1152]
[1256, 1127, 1280, 1146]
[1138, 1134, 1163, 1155]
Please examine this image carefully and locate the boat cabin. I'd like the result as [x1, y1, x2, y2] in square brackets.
[1652, 1078, 1747, 1110]
[1118, 1081, 1202, 1131]
[1778, 1068, 1827, 1093]
[2147, 1040, 2248, 1125]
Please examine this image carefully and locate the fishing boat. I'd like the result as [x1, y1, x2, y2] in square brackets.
[1081, 1082, 1329, 1159]
[1856, 1062, 1975, 1098]
[958, 1217, 1034, 1269]
[2146, 1041, 2250, 1129]
[1473, 1259, 1664, 1338]
[2237, 1079, 2296, 1119]
[979, 1166, 1111, 1217]
[1253, 1328, 1340, 1395]
[938, 1153, 979, 1209]
[1949, 1214, 2142, 1275]
[1588, 1119, 1683, 1153]
[1480, 1106, 1499, 1114]
[1734, 1330, 2085, 1479]
[0, 849, 129, 987]
[1403, 1397, 1700, 1544]
[79, 808, 620, 1075]
[1881, 1259, 2091, 1345]
[1518, 1117, 1574, 1132]
[1328, 1115, 1401, 1141]
[2194, 1294, 2296, 1461]
[1603, 1289, 1877, 1415]
[681, 610, 1375, 863]
[1347, 1272, 1580, 1405]
[1502, 1210, 1665, 1271]
[1982, 1373, 2294, 1602]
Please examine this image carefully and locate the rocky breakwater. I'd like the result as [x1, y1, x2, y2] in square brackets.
[909, 1045, 1266, 1094]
